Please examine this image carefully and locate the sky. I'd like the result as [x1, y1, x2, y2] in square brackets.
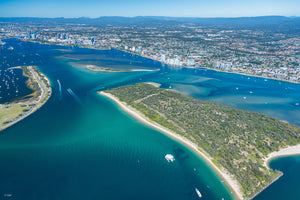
[0, 0, 299, 18]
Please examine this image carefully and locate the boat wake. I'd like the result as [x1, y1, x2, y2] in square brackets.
[67, 88, 82, 105]
[57, 79, 62, 99]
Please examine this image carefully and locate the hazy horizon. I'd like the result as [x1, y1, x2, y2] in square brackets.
[0, 15, 299, 19]
[0, 0, 299, 18]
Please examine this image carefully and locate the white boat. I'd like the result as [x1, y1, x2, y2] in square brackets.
[195, 188, 202, 198]
[165, 154, 175, 162]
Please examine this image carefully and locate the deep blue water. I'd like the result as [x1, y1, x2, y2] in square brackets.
[0, 38, 299, 200]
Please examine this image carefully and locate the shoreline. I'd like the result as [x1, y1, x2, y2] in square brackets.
[0, 66, 52, 131]
[70, 62, 160, 73]
[99, 91, 243, 200]
[115, 48, 300, 85]
[263, 144, 300, 168]
[144, 82, 161, 88]
[247, 144, 300, 199]
[20, 39, 299, 84]
[205, 67, 300, 85]
[247, 172, 283, 200]
[86, 64, 159, 72]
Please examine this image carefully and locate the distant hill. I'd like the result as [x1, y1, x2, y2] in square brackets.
[0, 16, 299, 27]
[1, 16, 299, 34]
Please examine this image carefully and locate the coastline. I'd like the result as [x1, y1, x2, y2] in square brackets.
[85, 64, 159, 72]
[0, 66, 52, 131]
[115, 48, 300, 85]
[144, 82, 161, 88]
[201, 67, 300, 85]
[67, 62, 160, 73]
[99, 91, 243, 200]
[245, 144, 300, 199]
[21, 39, 299, 85]
[263, 144, 300, 168]
[247, 172, 283, 200]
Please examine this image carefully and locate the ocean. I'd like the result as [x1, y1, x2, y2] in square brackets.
[0, 38, 299, 200]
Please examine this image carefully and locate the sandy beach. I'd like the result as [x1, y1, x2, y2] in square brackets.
[264, 144, 300, 168]
[99, 91, 244, 200]
[83, 64, 159, 72]
[144, 82, 161, 87]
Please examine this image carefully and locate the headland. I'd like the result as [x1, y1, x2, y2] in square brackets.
[99, 90, 243, 199]
[99, 83, 300, 199]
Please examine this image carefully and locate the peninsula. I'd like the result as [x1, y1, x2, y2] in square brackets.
[99, 83, 300, 200]
[0, 66, 52, 131]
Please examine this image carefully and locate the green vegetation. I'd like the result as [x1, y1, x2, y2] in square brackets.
[105, 83, 300, 199]
[21, 66, 41, 101]
[0, 66, 52, 131]
[0, 105, 26, 126]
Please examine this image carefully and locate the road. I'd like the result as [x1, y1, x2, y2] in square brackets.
[0, 66, 50, 128]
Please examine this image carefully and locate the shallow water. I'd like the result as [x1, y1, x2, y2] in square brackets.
[0, 38, 299, 200]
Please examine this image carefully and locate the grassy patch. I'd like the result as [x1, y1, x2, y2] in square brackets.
[0, 105, 30, 125]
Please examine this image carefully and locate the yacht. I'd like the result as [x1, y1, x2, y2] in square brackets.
[195, 188, 202, 198]
[165, 154, 175, 162]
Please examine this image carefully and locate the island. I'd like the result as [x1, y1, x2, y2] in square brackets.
[99, 83, 300, 200]
[0, 66, 52, 131]
[86, 64, 159, 72]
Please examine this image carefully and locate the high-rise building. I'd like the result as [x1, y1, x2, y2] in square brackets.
[138, 46, 142, 54]
[187, 59, 195, 66]
[91, 37, 95, 45]
[27, 30, 31, 39]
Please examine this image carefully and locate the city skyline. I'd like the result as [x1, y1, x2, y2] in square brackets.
[1, 1, 300, 199]
[0, 0, 300, 18]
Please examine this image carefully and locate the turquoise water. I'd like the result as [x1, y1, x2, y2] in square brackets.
[0, 39, 300, 200]
[254, 156, 300, 200]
